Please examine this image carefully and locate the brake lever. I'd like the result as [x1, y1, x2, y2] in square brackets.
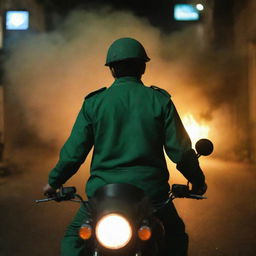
[35, 197, 57, 203]
[186, 194, 207, 200]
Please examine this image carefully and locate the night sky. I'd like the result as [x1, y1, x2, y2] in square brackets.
[39, 0, 184, 32]
[38, 0, 237, 40]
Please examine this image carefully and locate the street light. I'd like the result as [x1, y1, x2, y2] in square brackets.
[0, 10, 30, 174]
[196, 4, 204, 11]
[174, 4, 200, 21]
[5, 10, 29, 30]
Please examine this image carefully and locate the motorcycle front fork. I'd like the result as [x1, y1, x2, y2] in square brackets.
[135, 251, 142, 256]
[93, 249, 99, 256]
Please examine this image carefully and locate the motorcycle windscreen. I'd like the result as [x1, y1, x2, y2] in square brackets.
[89, 183, 152, 226]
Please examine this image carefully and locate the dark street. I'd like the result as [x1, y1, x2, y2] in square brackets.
[0, 1, 255, 256]
[0, 148, 255, 256]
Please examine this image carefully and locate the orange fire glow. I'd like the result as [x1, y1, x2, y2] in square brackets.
[182, 114, 210, 147]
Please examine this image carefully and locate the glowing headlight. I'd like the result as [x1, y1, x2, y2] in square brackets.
[95, 214, 132, 249]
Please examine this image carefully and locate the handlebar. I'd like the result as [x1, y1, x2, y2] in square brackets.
[153, 183, 206, 210]
[35, 186, 85, 204]
[35, 184, 206, 206]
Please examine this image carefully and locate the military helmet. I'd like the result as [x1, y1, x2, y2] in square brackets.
[105, 37, 150, 66]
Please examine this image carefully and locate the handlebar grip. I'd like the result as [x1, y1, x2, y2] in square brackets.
[61, 186, 76, 194]
[171, 184, 189, 197]
[171, 184, 207, 200]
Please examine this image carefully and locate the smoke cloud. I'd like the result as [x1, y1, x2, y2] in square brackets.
[3, 8, 241, 159]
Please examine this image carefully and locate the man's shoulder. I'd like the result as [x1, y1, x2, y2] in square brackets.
[84, 87, 107, 100]
[150, 85, 171, 98]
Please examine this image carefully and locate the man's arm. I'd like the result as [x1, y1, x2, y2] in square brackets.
[163, 100, 206, 194]
[45, 100, 94, 191]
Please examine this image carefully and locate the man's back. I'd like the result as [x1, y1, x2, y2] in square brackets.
[85, 76, 171, 201]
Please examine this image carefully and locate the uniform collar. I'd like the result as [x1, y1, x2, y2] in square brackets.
[111, 76, 144, 87]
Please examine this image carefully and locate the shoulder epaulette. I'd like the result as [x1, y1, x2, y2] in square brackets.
[150, 86, 171, 97]
[85, 87, 107, 100]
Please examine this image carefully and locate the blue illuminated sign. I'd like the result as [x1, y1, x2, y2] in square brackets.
[174, 4, 199, 21]
[6, 10, 29, 30]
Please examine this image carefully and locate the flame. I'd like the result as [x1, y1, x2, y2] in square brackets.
[182, 114, 210, 146]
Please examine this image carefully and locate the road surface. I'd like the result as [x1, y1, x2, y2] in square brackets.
[0, 146, 255, 256]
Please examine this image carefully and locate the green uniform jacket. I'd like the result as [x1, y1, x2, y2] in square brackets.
[48, 76, 192, 202]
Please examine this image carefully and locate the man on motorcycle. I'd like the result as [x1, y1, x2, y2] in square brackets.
[43, 37, 207, 256]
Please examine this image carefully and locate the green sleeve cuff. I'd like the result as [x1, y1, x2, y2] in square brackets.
[48, 176, 63, 189]
[176, 149, 205, 186]
[48, 160, 82, 189]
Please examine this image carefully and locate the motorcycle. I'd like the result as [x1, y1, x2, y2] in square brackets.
[35, 139, 213, 256]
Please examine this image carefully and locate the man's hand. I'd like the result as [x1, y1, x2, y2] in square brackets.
[191, 183, 207, 195]
[43, 183, 56, 197]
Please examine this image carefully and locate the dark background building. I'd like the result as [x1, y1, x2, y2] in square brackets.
[0, 0, 255, 162]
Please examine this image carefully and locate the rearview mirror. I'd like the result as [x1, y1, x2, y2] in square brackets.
[195, 139, 214, 156]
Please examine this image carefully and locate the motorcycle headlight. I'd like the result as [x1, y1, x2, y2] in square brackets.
[95, 213, 132, 249]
